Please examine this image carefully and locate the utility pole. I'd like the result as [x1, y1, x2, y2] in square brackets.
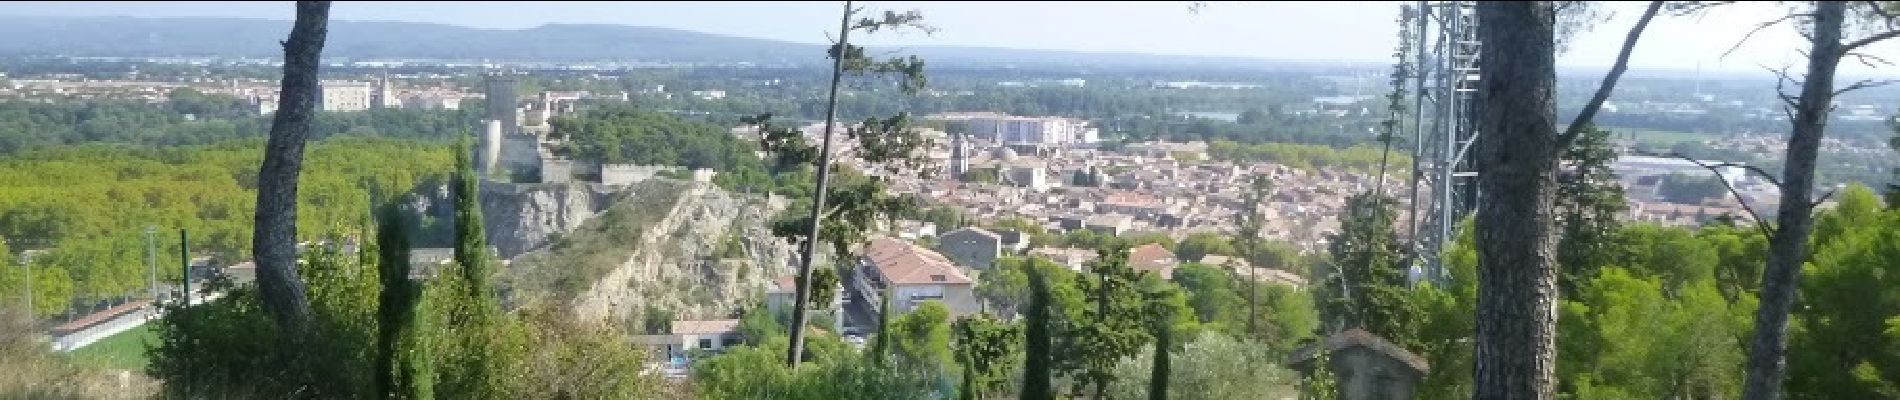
[179, 227, 192, 398]
[22, 254, 31, 317]
[180, 229, 191, 307]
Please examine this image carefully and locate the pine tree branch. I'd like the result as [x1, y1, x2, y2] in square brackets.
[1667, 1, 1738, 16]
[1834, 78, 1900, 96]
[1814, 187, 1841, 206]
[1845, 51, 1897, 68]
[1765, 65, 1803, 120]
[1668, 152, 1776, 237]
[1842, 29, 1900, 54]
[1558, 1, 1664, 150]
[1725, 13, 1808, 59]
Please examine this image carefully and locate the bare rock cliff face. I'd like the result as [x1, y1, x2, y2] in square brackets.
[497, 179, 797, 329]
[478, 182, 615, 259]
[397, 179, 612, 259]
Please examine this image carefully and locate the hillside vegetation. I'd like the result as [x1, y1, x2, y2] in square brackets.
[0, 137, 453, 317]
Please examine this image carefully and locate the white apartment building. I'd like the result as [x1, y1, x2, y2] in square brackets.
[318, 80, 373, 112]
[966, 116, 1099, 146]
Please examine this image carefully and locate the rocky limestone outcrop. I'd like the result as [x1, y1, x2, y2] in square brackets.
[479, 181, 615, 259]
[396, 179, 612, 260]
[499, 178, 802, 329]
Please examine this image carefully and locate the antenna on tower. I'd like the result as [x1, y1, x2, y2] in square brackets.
[1401, 0, 1482, 283]
[1694, 61, 1703, 98]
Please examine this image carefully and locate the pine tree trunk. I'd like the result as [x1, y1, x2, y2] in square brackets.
[1472, 2, 1560, 399]
[1742, 3, 1845, 399]
[786, 0, 854, 366]
[251, 0, 329, 340]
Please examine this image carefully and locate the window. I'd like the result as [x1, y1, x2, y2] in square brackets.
[722, 336, 740, 347]
[698, 338, 713, 349]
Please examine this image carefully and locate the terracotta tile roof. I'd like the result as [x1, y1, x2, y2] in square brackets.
[863, 237, 973, 285]
[1128, 243, 1178, 278]
[670, 319, 740, 335]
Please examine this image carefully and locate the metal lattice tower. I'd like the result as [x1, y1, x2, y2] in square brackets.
[1402, 0, 1482, 282]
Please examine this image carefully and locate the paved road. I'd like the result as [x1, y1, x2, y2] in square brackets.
[840, 287, 878, 335]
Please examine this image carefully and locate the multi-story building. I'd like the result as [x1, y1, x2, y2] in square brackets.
[937, 227, 1001, 271]
[965, 115, 1099, 148]
[317, 80, 373, 112]
[852, 237, 979, 318]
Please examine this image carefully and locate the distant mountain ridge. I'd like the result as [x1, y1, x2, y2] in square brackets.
[0, 15, 1316, 69]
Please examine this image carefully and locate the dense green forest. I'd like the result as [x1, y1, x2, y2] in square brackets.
[1376, 185, 1900, 399]
[554, 106, 759, 170]
[0, 96, 808, 321]
[0, 138, 453, 318]
[0, 90, 482, 319]
[550, 104, 801, 196]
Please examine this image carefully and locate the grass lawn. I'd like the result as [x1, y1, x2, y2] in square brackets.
[68, 324, 156, 372]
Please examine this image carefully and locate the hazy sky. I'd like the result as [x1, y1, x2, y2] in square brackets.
[2, 1, 1896, 76]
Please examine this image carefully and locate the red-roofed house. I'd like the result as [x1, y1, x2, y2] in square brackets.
[853, 237, 979, 317]
[1128, 243, 1179, 280]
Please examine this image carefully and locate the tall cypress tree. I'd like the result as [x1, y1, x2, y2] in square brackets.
[1019, 264, 1054, 400]
[435, 134, 506, 398]
[872, 286, 894, 364]
[373, 203, 432, 399]
[452, 135, 494, 308]
[373, 203, 408, 397]
[960, 357, 978, 400]
[1145, 290, 1172, 400]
